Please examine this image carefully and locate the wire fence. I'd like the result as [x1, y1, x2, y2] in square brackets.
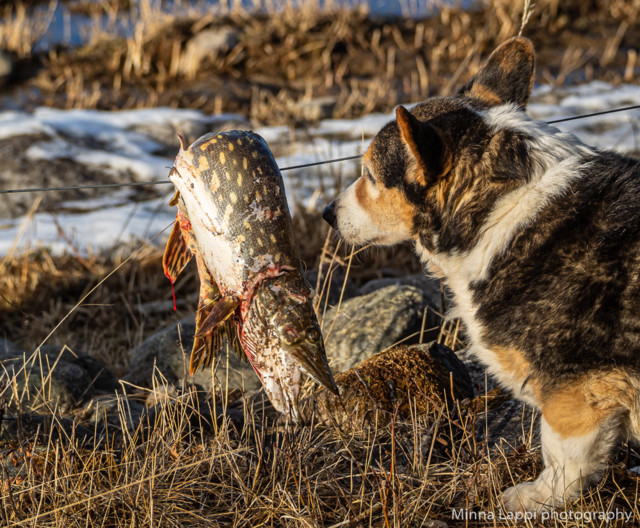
[1, 104, 639, 196]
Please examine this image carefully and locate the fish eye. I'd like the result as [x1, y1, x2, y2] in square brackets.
[306, 328, 321, 343]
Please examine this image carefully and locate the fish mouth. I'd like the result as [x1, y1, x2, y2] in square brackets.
[286, 343, 340, 396]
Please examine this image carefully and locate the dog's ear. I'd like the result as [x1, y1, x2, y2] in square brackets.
[466, 37, 535, 108]
[396, 106, 452, 186]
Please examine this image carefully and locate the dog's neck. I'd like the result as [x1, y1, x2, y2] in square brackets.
[417, 105, 593, 286]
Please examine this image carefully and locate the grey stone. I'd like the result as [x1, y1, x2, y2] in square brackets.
[0, 351, 95, 413]
[478, 398, 540, 448]
[455, 348, 541, 448]
[0, 413, 94, 445]
[123, 316, 261, 393]
[38, 345, 119, 392]
[305, 266, 359, 310]
[85, 396, 146, 433]
[454, 347, 498, 393]
[0, 338, 23, 356]
[359, 274, 446, 313]
[322, 285, 431, 372]
[292, 96, 338, 122]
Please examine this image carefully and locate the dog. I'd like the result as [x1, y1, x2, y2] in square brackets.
[322, 37, 640, 512]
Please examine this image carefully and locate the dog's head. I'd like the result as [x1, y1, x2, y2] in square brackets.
[323, 37, 535, 254]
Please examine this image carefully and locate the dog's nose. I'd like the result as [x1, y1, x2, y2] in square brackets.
[322, 202, 337, 228]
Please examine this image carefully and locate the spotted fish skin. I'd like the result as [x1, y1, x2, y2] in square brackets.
[172, 131, 299, 292]
[165, 130, 338, 419]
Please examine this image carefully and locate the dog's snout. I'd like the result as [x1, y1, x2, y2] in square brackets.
[322, 202, 337, 228]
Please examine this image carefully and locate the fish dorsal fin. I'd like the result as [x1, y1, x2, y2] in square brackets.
[163, 216, 193, 283]
[189, 258, 243, 375]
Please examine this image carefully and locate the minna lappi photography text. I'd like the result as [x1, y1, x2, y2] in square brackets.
[451, 508, 636, 524]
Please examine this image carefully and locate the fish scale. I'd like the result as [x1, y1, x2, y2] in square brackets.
[163, 130, 338, 418]
[183, 131, 298, 277]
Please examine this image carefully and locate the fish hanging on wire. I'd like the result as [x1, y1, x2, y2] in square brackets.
[163, 130, 338, 420]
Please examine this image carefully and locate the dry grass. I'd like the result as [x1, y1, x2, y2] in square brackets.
[5, 0, 638, 123]
[0, 343, 638, 527]
[1, 231, 639, 526]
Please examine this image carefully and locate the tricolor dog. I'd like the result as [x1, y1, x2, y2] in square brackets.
[323, 37, 640, 512]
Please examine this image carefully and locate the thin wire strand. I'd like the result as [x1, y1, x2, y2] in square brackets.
[0, 155, 363, 195]
[1, 104, 639, 196]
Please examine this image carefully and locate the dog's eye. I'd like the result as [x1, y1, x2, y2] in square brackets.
[363, 167, 376, 184]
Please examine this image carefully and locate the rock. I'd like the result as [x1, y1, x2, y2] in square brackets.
[478, 396, 540, 448]
[123, 316, 260, 393]
[180, 27, 241, 77]
[304, 342, 473, 430]
[454, 348, 541, 447]
[359, 274, 445, 313]
[84, 396, 146, 434]
[0, 413, 94, 445]
[0, 345, 113, 412]
[454, 347, 498, 393]
[38, 345, 119, 392]
[292, 97, 338, 122]
[305, 266, 359, 311]
[0, 338, 23, 356]
[322, 285, 431, 371]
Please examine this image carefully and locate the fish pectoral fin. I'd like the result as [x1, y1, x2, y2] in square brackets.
[194, 296, 239, 338]
[190, 295, 241, 375]
[163, 216, 193, 283]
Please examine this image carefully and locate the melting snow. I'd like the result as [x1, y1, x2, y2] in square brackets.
[0, 81, 639, 256]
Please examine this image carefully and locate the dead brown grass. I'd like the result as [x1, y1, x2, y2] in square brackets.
[1, 232, 639, 526]
[6, 0, 639, 124]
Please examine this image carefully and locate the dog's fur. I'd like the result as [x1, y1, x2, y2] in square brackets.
[323, 37, 640, 512]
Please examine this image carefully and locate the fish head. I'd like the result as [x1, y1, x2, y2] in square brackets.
[253, 273, 339, 396]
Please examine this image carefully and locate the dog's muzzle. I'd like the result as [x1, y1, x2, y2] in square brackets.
[322, 202, 337, 229]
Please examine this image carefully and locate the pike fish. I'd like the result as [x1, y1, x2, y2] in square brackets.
[163, 130, 338, 419]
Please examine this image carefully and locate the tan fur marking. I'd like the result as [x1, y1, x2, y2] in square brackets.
[493, 346, 534, 385]
[354, 178, 414, 236]
[470, 84, 503, 106]
[542, 371, 637, 438]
